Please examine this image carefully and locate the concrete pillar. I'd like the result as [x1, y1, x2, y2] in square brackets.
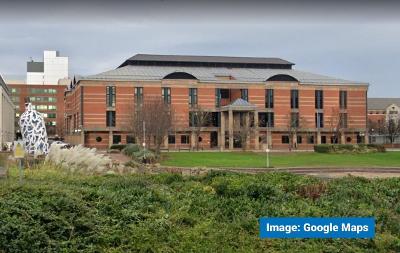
[108, 131, 113, 148]
[164, 135, 169, 149]
[317, 131, 321, 144]
[293, 132, 297, 149]
[364, 133, 369, 144]
[341, 133, 346, 144]
[229, 109, 234, 150]
[220, 112, 225, 151]
[81, 130, 85, 146]
[191, 132, 196, 149]
[254, 111, 259, 150]
[245, 112, 250, 150]
[267, 130, 272, 149]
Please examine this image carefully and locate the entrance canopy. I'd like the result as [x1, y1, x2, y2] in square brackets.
[220, 98, 257, 111]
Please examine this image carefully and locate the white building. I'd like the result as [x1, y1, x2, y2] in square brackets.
[27, 50, 69, 85]
[0, 74, 15, 147]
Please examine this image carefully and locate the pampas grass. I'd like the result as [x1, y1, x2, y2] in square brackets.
[46, 144, 112, 174]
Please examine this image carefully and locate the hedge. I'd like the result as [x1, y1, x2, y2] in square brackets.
[109, 144, 127, 151]
[314, 144, 386, 153]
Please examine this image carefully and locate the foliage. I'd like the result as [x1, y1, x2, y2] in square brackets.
[314, 144, 386, 154]
[123, 144, 157, 164]
[0, 168, 399, 252]
[46, 144, 112, 174]
[109, 144, 127, 151]
[161, 151, 400, 168]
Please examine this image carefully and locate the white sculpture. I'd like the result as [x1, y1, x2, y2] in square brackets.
[19, 103, 49, 156]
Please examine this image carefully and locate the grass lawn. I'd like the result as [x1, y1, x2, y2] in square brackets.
[1, 166, 399, 252]
[161, 151, 400, 168]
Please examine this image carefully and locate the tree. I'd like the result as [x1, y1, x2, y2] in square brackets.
[384, 117, 400, 144]
[129, 97, 173, 154]
[234, 112, 254, 151]
[189, 106, 212, 151]
[328, 108, 347, 144]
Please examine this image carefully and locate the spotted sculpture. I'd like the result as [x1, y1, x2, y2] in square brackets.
[19, 103, 49, 156]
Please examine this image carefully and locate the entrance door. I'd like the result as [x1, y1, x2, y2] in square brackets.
[210, 132, 218, 148]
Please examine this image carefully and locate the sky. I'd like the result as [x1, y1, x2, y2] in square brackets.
[1, 0, 400, 97]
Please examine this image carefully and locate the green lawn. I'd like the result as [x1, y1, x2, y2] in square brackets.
[161, 151, 400, 168]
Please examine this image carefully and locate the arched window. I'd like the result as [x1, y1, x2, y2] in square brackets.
[266, 74, 298, 82]
[163, 72, 198, 80]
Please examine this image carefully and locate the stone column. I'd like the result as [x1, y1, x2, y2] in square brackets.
[229, 109, 234, 150]
[80, 130, 85, 146]
[254, 111, 259, 150]
[164, 135, 169, 149]
[191, 132, 196, 149]
[220, 111, 225, 151]
[364, 132, 369, 144]
[245, 112, 250, 149]
[340, 133, 346, 144]
[317, 131, 321, 144]
[267, 130, 272, 149]
[108, 130, 113, 148]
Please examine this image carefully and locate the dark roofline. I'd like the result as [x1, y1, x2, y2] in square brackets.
[0, 74, 11, 96]
[118, 54, 294, 69]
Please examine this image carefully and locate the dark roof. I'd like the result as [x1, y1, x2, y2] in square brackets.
[368, 98, 400, 110]
[27, 61, 44, 72]
[119, 54, 294, 69]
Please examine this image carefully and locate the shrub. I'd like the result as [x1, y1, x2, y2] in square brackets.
[133, 149, 157, 164]
[314, 144, 385, 153]
[46, 144, 112, 174]
[297, 182, 327, 200]
[109, 144, 127, 151]
[122, 144, 141, 156]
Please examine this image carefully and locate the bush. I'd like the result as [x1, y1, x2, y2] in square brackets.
[122, 144, 141, 156]
[109, 144, 127, 151]
[314, 144, 385, 153]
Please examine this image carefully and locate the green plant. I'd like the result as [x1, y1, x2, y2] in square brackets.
[109, 144, 127, 151]
[122, 144, 141, 156]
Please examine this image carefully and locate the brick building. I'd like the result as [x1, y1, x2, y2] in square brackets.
[368, 98, 400, 144]
[65, 54, 369, 150]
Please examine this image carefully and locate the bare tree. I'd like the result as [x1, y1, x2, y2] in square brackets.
[234, 112, 254, 151]
[190, 106, 212, 150]
[328, 108, 347, 144]
[384, 118, 400, 144]
[129, 97, 173, 154]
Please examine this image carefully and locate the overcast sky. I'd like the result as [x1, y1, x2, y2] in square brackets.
[1, 0, 400, 97]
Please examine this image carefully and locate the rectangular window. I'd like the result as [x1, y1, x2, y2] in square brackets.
[297, 135, 302, 144]
[290, 112, 299, 128]
[11, 88, 19, 94]
[220, 89, 229, 99]
[265, 89, 274, 108]
[315, 112, 324, 128]
[113, 135, 121, 144]
[259, 112, 274, 127]
[168, 135, 176, 144]
[126, 135, 136, 144]
[315, 90, 323, 109]
[134, 87, 143, 107]
[211, 112, 220, 127]
[181, 135, 190, 144]
[106, 86, 116, 107]
[106, 111, 116, 127]
[290, 89, 299, 109]
[215, 88, 221, 107]
[47, 113, 56, 119]
[321, 136, 327, 144]
[189, 88, 198, 107]
[339, 90, 347, 109]
[307, 135, 315, 144]
[162, 87, 171, 104]
[30, 88, 57, 94]
[340, 113, 348, 128]
[241, 89, 248, 101]
[48, 105, 57, 110]
[282, 135, 290, 144]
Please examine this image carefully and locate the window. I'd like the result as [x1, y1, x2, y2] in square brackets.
[134, 87, 143, 107]
[211, 112, 220, 127]
[297, 135, 302, 144]
[282, 135, 290, 144]
[113, 135, 121, 144]
[106, 111, 116, 127]
[315, 112, 324, 128]
[321, 136, 327, 144]
[290, 112, 299, 128]
[11, 88, 19, 94]
[11, 96, 20, 103]
[181, 135, 190, 144]
[215, 88, 221, 107]
[307, 135, 314, 144]
[290, 89, 299, 109]
[48, 105, 57, 110]
[162, 87, 171, 104]
[126, 135, 136, 144]
[220, 89, 229, 99]
[168, 135, 176, 144]
[31, 97, 57, 102]
[30, 88, 56, 94]
[106, 86, 116, 107]
[315, 90, 323, 109]
[96, 136, 102, 142]
[189, 88, 198, 107]
[347, 137, 352, 142]
[35, 105, 47, 110]
[265, 89, 274, 108]
[241, 89, 248, 101]
[47, 113, 56, 119]
[259, 112, 274, 127]
[340, 113, 348, 128]
[339, 90, 347, 109]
